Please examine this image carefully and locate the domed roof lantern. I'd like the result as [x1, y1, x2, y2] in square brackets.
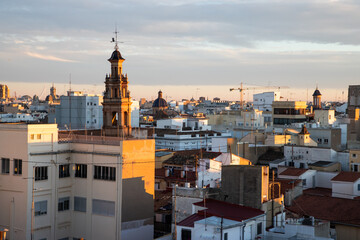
[152, 90, 168, 108]
[108, 49, 125, 61]
[312, 85, 322, 97]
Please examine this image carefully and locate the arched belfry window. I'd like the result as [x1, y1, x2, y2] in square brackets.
[124, 111, 128, 126]
[112, 112, 118, 126]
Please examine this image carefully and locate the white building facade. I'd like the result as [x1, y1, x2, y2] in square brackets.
[253, 91, 280, 112]
[0, 124, 155, 240]
[48, 92, 103, 130]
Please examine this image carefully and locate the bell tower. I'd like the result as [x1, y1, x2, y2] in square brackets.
[102, 31, 132, 136]
[312, 85, 322, 110]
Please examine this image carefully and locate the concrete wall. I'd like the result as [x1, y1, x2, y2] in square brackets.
[48, 95, 103, 130]
[336, 224, 360, 240]
[221, 165, 269, 209]
[316, 171, 337, 188]
[332, 181, 355, 199]
[0, 124, 30, 240]
[284, 183, 303, 206]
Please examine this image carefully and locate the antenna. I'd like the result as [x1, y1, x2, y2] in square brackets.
[69, 73, 72, 130]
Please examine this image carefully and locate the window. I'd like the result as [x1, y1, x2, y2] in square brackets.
[181, 229, 191, 240]
[58, 238, 69, 240]
[94, 166, 116, 181]
[59, 164, 70, 178]
[257, 222, 262, 235]
[14, 159, 22, 175]
[1, 158, 10, 174]
[317, 138, 322, 144]
[302, 179, 307, 186]
[37, 134, 41, 140]
[224, 233, 228, 240]
[299, 163, 305, 169]
[30, 134, 35, 140]
[35, 166, 48, 181]
[352, 154, 357, 158]
[74, 196, 86, 212]
[58, 197, 70, 211]
[324, 139, 329, 144]
[75, 164, 87, 178]
[92, 199, 115, 216]
[35, 200, 47, 216]
[358, 184, 360, 191]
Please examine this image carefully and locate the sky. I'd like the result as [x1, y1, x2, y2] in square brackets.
[1, 0, 359, 101]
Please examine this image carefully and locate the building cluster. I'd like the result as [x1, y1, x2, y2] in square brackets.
[0, 40, 360, 240]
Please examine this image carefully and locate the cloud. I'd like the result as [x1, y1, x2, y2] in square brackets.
[26, 51, 76, 62]
[1, 0, 360, 94]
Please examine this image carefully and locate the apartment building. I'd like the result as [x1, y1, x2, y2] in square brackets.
[272, 101, 307, 126]
[253, 91, 280, 112]
[154, 117, 231, 151]
[0, 123, 155, 240]
[48, 91, 104, 130]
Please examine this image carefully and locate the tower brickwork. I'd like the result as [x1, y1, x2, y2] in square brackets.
[102, 45, 132, 136]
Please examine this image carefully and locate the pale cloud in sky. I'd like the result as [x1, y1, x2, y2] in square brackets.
[26, 52, 76, 62]
[0, 0, 359, 100]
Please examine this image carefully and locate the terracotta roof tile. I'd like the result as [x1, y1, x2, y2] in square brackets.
[287, 194, 360, 226]
[193, 198, 264, 222]
[178, 199, 265, 227]
[303, 187, 332, 197]
[331, 171, 360, 182]
[155, 168, 196, 182]
[178, 213, 205, 227]
[154, 190, 172, 212]
[279, 167, 308, 177]
[163, 150, 222, 166]
[274, 178, 302, 197]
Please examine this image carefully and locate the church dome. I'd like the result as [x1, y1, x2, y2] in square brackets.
[108, 49, 124, 61]
[152, 90, 168, 108]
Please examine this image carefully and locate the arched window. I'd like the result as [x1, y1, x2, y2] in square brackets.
[112, 112, 118, 126]
[114, 88, 118, 98]
[124, 111, 128, 126]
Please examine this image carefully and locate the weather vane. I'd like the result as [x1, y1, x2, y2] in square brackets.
[111, 25, 119, 50]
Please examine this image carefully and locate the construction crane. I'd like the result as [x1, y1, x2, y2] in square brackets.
[230, 82, 289, 109]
